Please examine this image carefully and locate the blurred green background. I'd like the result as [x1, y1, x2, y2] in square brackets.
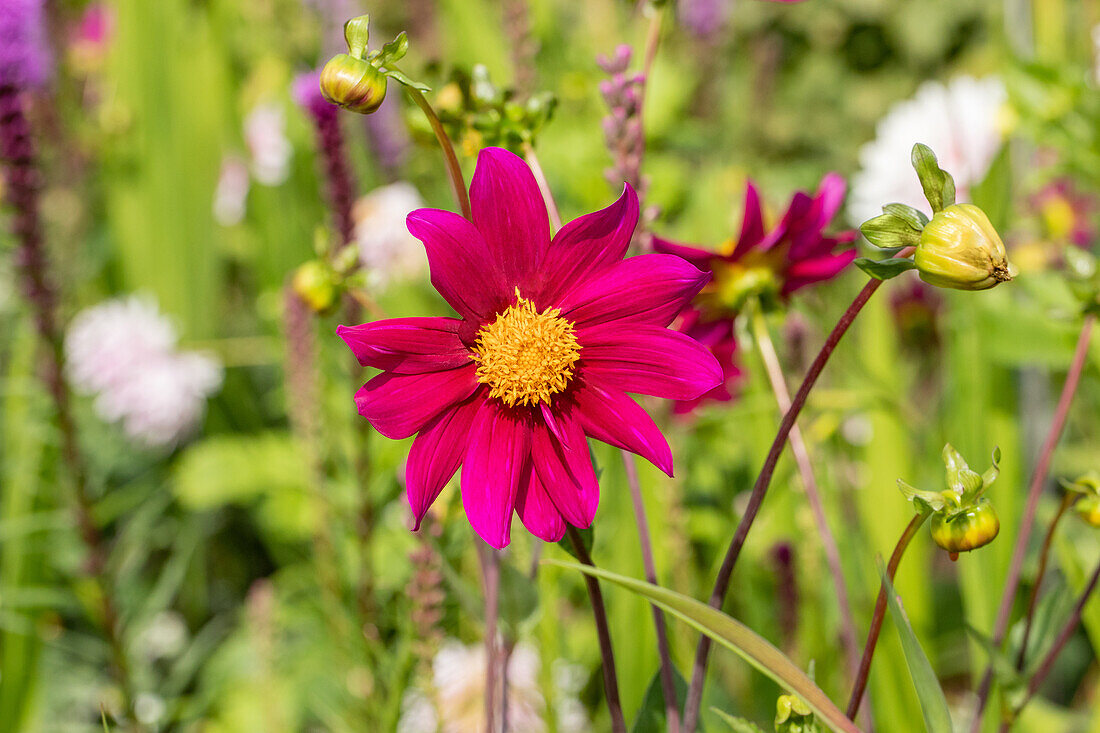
[4, 0, 1100, 731]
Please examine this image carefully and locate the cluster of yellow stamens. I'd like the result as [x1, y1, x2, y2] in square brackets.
[471, 289, 581, 408]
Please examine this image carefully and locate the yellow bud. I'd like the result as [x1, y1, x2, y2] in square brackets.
[915, 204, 1016, 291]
[1075, 496, 1100, 528]
[319, 54, 387, 115]
[292, 260, 338, 314]
[930, 498, 1000, 558]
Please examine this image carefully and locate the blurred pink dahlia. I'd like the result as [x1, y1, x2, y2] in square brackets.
[653, 174, 856, 412]
[338, 147, 721, 548]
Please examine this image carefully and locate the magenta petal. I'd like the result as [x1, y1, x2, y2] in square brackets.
[651, 236, 716, 269]
[355, 364, 478, 439]
[573, 380, 673, 476]
[337, 318, 469, 374]
[730, 182, 766, 259]
[781, 250, 857, 295]
[530, 409, 599, 528]
[814, 173, 847, 225]
[537, 186, 639, 304]
[578, 324, 724, 400]
[406, 208, 510, 322]
[470, 147, 550, 285]
[406, 395, 482, 528]
[515, 471, 567, 542]
[461, 400, 529, 548]
[556, 254, 710, 328]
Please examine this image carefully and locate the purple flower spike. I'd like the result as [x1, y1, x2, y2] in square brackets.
[0, 0, 51, 89]
[292, 69, 337, 121]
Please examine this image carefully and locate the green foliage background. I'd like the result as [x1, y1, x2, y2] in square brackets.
[3, 0, 1100, 731]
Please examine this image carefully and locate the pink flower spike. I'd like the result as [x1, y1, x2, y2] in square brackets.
[336, 147, 722, 546]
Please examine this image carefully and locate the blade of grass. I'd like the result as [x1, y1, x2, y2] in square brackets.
[878, 559, 953, 733]
[544, 560, 860, 733]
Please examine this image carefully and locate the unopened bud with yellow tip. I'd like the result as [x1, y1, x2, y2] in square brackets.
[775, 694, 818, 733]
[1063, 474, 1100, 528]
[914, 204, 1016, 291]
[320, 54, 387, 114]
[292, 260, 338, 314]
[930, 498, 1000, 557]
[898, 445, 1002, 561]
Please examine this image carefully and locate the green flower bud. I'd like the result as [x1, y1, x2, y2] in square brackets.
[320, 53, 387, 115]
[930, 498, 1000, 559]
[292, 260, 338, 314]
[776, 694, 817, 733]
[914, 204, 1016, 291]
[1074, 496, 1100, 528]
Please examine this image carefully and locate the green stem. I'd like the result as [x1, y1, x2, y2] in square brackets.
[406, 87, 472, 220]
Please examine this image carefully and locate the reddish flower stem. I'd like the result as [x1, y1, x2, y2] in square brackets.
[476, 542, 501, 733]
[0, 82, 137, 719]
[750, 306, 862, 686]
[407, 87, 472, 220]
[846, 512, 929, 718]
[1003, 558, 1100, 730]
[622, 451, 681, 733]
[682, 257, 911, 733]
[1016, 491, 1076, 670]
[971, 313, 1095, 732]
[567, 526, 627, 733]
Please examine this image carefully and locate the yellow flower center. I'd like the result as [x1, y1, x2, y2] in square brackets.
[471, 290, 581, 408]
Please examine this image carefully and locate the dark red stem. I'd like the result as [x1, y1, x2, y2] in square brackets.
[681, 259, 909, 733]
[971, 313, 1095, 732]
[568, 526, 627, 733]
[846, 512, 929, 717]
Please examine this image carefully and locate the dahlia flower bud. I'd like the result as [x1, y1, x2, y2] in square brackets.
[898, 444, 1002, 560]
[1075, 496, 1100, 528]
[775, 694, 816, 733]
[930, 498, 1000, 556]
[291, 260, 338, 314]
[320, 54, 387, 115]
[1063, 474, 1100, 527]
[914, 204, 1016, 291]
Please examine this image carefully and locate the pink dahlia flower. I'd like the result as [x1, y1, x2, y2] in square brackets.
[653, 174, 856, 412]
[338, 147, 722, 548]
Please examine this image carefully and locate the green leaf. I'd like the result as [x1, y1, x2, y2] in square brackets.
[860, 214, 922, 248]
[911, 143, 957, 213]
[388, 68, 432, 92]
[498, 559, 538, 631]
[374, 32, 409, 65]
[882, 203, 930, 229]
[964, 625, 1024, 692]
[942, 443, 983, 499]
[855, 257, 917, 281]
[544, 560, 859, 733]
[897, 480, 946, 513]
[343, 14, 371, 59]
[980, 447, 1001, 495]
[710, 708, 766, 733]
[632, 666, 691, 733]
[879, 559, 953, 733]
[557, 526, 593, 562]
